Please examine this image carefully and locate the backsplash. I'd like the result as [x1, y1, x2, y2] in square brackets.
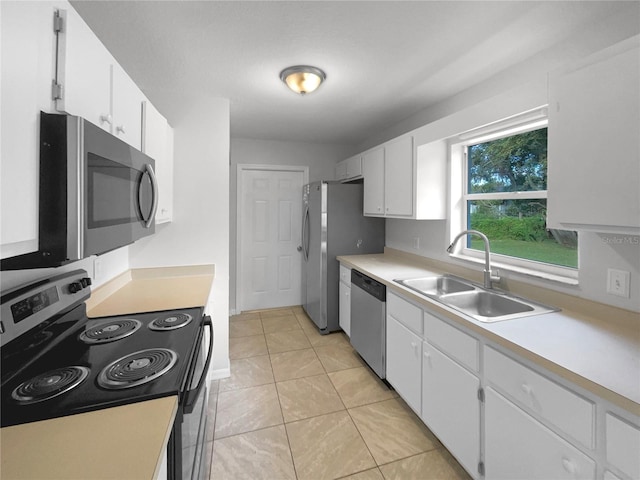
[385, 218, 640, 313]
[1, 246, 130, 293]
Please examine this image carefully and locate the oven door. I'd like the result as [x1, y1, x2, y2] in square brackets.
[169, 315, 213, 480]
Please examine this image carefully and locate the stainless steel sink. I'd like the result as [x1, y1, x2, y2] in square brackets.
[395, 275, 475, 297]
[394, 275, 559, 322]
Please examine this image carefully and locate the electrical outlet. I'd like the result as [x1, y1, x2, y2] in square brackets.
[607, 269, 630, 298]
[413, 237, 420, 250]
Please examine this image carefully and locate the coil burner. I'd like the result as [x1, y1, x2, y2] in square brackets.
[79, 319, 142, 344]
[97, 348, 177, 389]
[11, 366, 90, 404]
[148, 312, 193, 331]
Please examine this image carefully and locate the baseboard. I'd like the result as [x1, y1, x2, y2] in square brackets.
[209, 366, 231, 380]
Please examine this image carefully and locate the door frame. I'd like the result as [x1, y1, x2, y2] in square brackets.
[235, 164, 309, 313]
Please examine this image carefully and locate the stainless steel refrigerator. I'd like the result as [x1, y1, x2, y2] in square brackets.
[301, 181, 385, 333]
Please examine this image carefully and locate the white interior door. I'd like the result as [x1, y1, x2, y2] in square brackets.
[239, 167, 305, 311]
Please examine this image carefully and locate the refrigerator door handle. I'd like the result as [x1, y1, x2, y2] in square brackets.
[302, 205, 310, 261]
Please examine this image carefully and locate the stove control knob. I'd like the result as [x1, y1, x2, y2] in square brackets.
[80, 277, 92, 288]
[68, 281, 83, 294]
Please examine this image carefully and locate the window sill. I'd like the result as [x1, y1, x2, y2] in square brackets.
[448, 252, 579, 286]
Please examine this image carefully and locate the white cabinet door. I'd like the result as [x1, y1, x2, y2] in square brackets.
[386, 314, 422, 414]
[362, 147, 385, 216]
[339, 281, 351, 337]
[384, 135, 413, 216]
[1, 1, 57, 258]
[56, 6, 111, 132]
[547, 40, 640, 233]
[605, 413, 640, 480]
[345, 155, 362, 179]
[485, 387, 596, 480]
[112, 63, 143, 150]
[143, 100, 173, 224]
[422, 342, 479, 478]
[335, 160, 347, 181]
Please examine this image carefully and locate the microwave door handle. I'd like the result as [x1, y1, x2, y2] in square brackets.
[184, 316, 214, 413]
[143, 164, 159, 228]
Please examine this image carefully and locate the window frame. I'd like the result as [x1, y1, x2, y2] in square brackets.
[449, 110, 578, 282]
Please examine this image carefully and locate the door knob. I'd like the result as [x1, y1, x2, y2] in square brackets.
[297, 245, 302, 252]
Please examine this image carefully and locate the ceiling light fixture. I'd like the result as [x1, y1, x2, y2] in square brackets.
[280, 65, 326, 95]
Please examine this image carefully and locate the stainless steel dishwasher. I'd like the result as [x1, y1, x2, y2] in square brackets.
[350, 269, 386, 378]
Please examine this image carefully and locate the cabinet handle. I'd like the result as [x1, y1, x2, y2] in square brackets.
[410, 342, 418, 354]
[116, 125, 126, 135]
[521, 383, 533, 396]
[561, 457, 577, 475]
[99, 114, 112, 126]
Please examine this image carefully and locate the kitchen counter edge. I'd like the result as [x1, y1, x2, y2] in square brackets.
[338, 250, 640, 416]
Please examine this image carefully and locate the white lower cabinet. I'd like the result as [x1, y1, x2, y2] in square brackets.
[382, 289, 635, 480]
[339, 264, 351, 336]
[386, 314, 422, 414]
[339, 281, 351, 337]
[605, 413, 640, 480]
[485, 387, 596, 480]
[421, 341, 480, 478]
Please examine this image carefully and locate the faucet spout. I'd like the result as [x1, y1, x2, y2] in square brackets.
[446, 229, 499, 289]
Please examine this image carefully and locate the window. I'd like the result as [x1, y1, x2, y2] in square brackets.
[451, 115, 578, 273]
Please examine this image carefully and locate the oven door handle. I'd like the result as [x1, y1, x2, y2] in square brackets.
[184, 316, 214, 414]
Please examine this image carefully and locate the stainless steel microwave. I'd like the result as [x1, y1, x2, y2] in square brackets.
[1, 112, 158, 270]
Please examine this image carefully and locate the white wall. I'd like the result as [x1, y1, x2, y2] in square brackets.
[356, 1, 640, 153]
[228, 137, 351, 313]
[130, 97, 231, 378]
[381, 73, 640, 312]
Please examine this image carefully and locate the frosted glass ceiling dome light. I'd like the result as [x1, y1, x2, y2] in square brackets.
[280, 66, 326, 95]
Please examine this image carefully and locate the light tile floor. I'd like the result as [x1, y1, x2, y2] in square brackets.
[203, 306, 471, 480]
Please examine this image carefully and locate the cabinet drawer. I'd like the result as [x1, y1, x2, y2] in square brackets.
[423, 310, 478, 372]
[339, 264, 351, 284]
[606, 413, 640, 479]
[486, 387, 596, 480]
[387, 292, 422, 335]
[485, 346, 594, 449]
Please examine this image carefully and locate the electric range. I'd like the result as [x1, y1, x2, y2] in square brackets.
[0, 269, 213, 479]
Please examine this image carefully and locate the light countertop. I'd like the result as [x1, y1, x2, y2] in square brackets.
[338, 249, 640, 415]
[1, 264, 215, 480]
[1, 396, 178, 480]
[87, 264, 215, 317]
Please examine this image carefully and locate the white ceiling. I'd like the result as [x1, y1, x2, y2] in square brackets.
[70, 1, 638, 146]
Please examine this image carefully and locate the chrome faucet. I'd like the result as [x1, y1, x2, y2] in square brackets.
[447, 229, 500, 289]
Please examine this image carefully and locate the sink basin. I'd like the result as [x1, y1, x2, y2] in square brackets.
[394, 275, 559, 322]
[395, 275, 476, 297]
[440, 291, 533, 317]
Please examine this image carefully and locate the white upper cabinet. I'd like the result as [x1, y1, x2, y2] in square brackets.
[547, 38, 640, 234]
[361, 135, 446, 219]
[0, 1, 58, 258]
[335, 155, 363, 182]
[384, 135, 414, 216]
[55, 6, 112, 133]
[362, 147, 385, 215]
[142, 100, 174, 224]
[56, 5, 144, 150]
[112, 64, 144, 150]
